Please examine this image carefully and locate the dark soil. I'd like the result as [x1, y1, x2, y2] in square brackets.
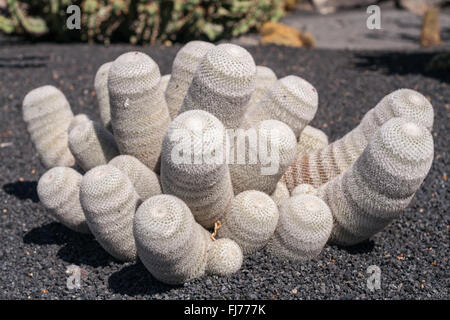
[0, 43, 448, 299]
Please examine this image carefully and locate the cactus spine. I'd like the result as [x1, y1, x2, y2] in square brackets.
[37, 167, 90, 234]
[317, 118, 434, 246]
[160, 110, 233, 228]
[218, 190, 279, 255]
[94, 62, 113, 131]
[68, 120, 119, 171]
[134, 195, 209, 284]
[22, 85, 75, 168]
[179, 43, 256, 129]
[282, 89, 434, 191]
[267, 194, 333, 261]
[109, 155, 161, 201]
[80, 165, 140, 261]
[108, 51, 171, 170]
[165, 41, 215, 119]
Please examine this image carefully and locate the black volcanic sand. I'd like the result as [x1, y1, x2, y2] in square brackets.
[0, 44, 448, 300]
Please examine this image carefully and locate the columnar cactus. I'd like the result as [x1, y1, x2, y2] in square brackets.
[109, 155, 161, 201]
[68, 114, 93, 133]
[179, 43, 256, 129]
[68, 120, 119, 171]
[133, 195, 209, 285]
[22, 85, 75, 168]
[160, 110, 233, 228]
[244, 75, 318, 138]
[271, 181, 290, 206]
[165, 41, 215, 119]
[267, 194, 333, 261]
[282, 89, 434, 191]
[229, 120, 297, 195]
[80, 165, 140, 261]
[245, 65, 277, 112]
[317, 118, 434, 246]
[94, 62, 113, 131]
[37, 167, 90, 234]
[217, 190, 279, 255]
[296, 125, 328, 157]
[292, 184, 317, 197]
[108, 51, 171, 170]
[206, 238, 243, 276]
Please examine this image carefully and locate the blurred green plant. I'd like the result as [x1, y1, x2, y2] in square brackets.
[0, 0, 285, 43]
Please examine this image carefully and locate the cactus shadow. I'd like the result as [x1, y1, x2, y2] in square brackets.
[2, 180, 39, 203]
[353, 51, 450, 82]
[108, 262, 175, 296]
[23, 222, 114, 267]
[334, 240, 375, 255]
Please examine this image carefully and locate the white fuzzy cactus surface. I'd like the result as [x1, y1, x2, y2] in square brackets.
[317, 118, 434, 246]
[267, 194, 333, 262]
[165, 40, 215, 119]
[37, 167, 90, 234]
[80, 165, 140, 261]
[244, 75, 318, 137]
[134, 195, 209, 284]
[160, 110, 234, 228]
[23, 43, 436, 286]
[179, 43, 256, 129]
[206, 238, 243, 276]
[108, 51, 171, 170]
[218, 190, 279, 255]
[22, 85, 75, 168]
[282, 88, 434, 191]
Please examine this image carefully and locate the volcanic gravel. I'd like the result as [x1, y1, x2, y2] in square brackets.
[0, 43, 448, 300]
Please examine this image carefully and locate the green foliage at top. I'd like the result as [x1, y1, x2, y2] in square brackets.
[0, 0, 285, 44]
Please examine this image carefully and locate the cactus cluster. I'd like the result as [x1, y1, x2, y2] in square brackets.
[0, 1, 284, 44]
[26, 41, 434, 285]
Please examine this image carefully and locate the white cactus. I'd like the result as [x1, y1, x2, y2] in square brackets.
[217, 190, 279, 255]
[94, 62, 113, 131]
[244, 75, 318, 138]
[134, 195, 209, 284]
[80, 165, 140, 261]
[109, 155, 161, 201]
[229, 119, 297, 195]
[160, 110, 234, 228]
[317, 117, 434, 246]
[179, 43, 256, 129]
[245, 65, 277, 113]
[68, 120, 119, 171]
[108, 51, 171, 170]
[165, 41, 215, 119]
[37, 167, 90, 234]
[22, 85, 75, 168]
[282, 89, 434, 191]
[206, 238, 243, 276]
[267, 194, 333, 261]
